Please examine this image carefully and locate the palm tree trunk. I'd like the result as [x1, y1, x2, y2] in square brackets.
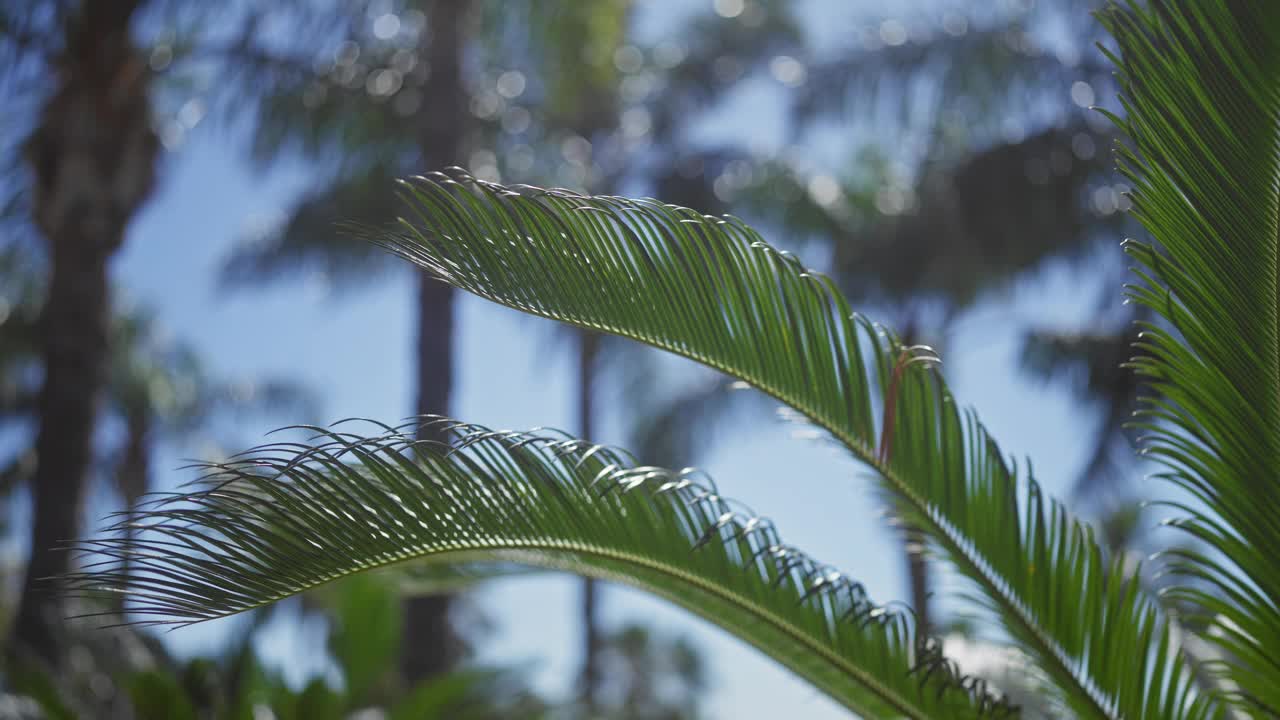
[402, 274, 463, 682]
[401, 0, 470, 686]
[113, 410, 152, 614]
[577, 330, 602, 712]
[8, 1, 155, 666]
[904, 526, 931, 634]
[11, 228, 113, 662]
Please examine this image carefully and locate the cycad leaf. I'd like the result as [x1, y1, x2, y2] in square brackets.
[380, 170, 1218, 718]
[1100, 2, 1280, 710]
[67, 420, 1005, 719]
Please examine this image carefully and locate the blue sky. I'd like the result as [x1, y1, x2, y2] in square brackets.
[97, 1, 1117, 717]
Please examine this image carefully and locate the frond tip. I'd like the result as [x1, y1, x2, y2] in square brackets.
[65, 418, 1012, 719]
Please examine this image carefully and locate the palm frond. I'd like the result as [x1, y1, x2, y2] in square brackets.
[380, 170, 1218, 718]
[1099, 2, 1280, 710]
[66, 420, 1007, 719]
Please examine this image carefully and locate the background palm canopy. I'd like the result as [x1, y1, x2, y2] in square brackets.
[54, 1, 1280, 718]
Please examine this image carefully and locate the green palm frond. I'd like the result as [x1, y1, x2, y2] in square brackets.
[379, 171, 1215, 718]
[1099, 2, 1280, 710]
[66, 420, 1005, 719]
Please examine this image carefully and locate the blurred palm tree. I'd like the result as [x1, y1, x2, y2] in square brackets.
[0, 247, 42, 502]
[711, 0, 1129, 632]
[777, 5, 1140, 499]
[102, 308, 315, 604]
[218, 0, 805, 701]
[588, 624, 706, 720]
[0, 1, 325, 665]
[3, 571, 548, 719]
[1, 0, 160, 664]
[0, 252, 314, 579]
[213, 0, 473, 685]
[0, 269, 314, 711]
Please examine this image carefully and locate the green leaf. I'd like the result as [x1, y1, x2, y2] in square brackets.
[325, 573, 401, 705]
[6, 663, 77, 720]
[390, 667, 547, 720]
[292, 678, 343, 720]
[377, 171, 1215, 718]
[127, 670, 198, 720]
[67, 420, 1003, 719]
[1099, 2, 1280, 711]
[390, 670, 485, 720]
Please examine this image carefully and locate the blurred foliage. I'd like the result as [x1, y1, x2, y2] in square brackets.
[0, 279, 316, 504]
[215, 0, 803, 283]
[0, 570, 709, 719]
[1021, 323, 1141, 501]
[725, 4, 1119, 312]
[699, 1, 1151, 508]
[0, 246, 42, 500]
[197, 0, 813, 487]
[587, 624, 706, 720]
[739, 124, 1115, 310]
[515, 2, 629, 134]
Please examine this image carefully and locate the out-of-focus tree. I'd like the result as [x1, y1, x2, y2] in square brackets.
[1, 0, 161, 664]
[0, 1, 316, 660]
[500, 3, 800, 705]
[698, 1, 1131, 632]
[0, 247, 42, 504]
[101, 308, 315, 604]
[766, 5, 1143, 511]
[741, 2, 1116, 283]
[215, 0, 487, 686]
[0, 267, 314, 639]
[587, 624, 706, 720]
[217, 0, 805, 699]
[0, 0, 433, 679]
[1, 572, 549, 719]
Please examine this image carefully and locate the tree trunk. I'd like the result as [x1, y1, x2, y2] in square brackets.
[577, 330, 602, 712]
[402, 274, 463, 682]
[903, 526, 931, 635]
[400, 0, 470, 686]
[10, 228, 113, 662]
[8, 1, 155, 666]
[113, 410, 152, 614]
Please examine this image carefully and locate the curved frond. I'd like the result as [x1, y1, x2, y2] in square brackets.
[379, 171, 1219, 718]
[67, 420, 1008, 720]
[1100, 2, 1280, 710]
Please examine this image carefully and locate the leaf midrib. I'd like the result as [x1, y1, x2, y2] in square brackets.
[454, 283, 1119, 720]
[165, 537, 933, 719]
